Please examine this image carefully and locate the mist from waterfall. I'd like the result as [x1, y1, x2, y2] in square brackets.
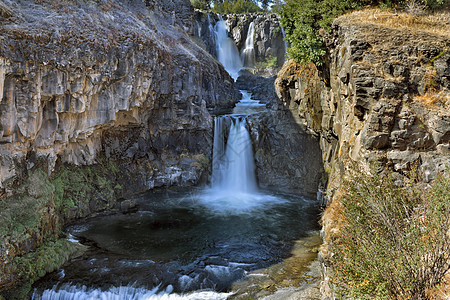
[199, 90, 283, 214]
[214, 18, 243, 80]
[211, 116, 257, 193]
[241, 22, 256, 67]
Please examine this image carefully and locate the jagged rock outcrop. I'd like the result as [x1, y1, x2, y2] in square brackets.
[275, 13, 449, 298]
[0, 0, 239, 293]
[248, 108, 324, 197]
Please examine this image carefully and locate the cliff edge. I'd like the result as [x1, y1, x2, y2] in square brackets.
[275, 9, 450, 298]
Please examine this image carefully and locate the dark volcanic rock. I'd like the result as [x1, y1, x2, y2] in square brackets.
[0, 0, 239, 292]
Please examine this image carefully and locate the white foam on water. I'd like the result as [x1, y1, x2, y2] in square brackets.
[33, 284, 232, 300]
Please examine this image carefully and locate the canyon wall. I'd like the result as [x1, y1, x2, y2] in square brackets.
[0, 0, 239, 294]
[275, 14, 449, 298]
[235, 71, 324, 197]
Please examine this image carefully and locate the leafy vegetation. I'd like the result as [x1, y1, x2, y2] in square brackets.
[257, 55, 278, 68]
[330, 165, 450, 299]
[279, 0, 374, 65]
[190, 0, 273, 13]
[9, 239, 86, 299]
[212, 0, 263, 14]
[280, 0, 448, 65]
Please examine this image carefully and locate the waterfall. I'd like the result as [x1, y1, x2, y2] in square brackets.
[211, 116, 226, 186]
[199, 90, 284, 215]
[214, 18, 243, 80]
[207, 15, 215, 45]
[195, 20, 201, 38]
[212, 116, 257, 193]
[241, 22, 256, 67]
[280, 25, 289, 55]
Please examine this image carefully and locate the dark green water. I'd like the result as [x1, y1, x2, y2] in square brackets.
[32, 187, 320, 299]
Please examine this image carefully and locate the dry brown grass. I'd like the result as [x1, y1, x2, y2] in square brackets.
[427, 271, 450, 300]
[339, 8, 450, 38]
[415, 89, 450, 110]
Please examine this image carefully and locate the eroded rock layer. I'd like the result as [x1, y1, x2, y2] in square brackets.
[276, 15, 449, 298]
[0, 0, 238, 293]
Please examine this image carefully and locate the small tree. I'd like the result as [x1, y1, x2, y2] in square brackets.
[190, 0, 210, 10]
[331, 165, 450, 299]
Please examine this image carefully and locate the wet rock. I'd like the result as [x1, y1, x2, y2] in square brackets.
[120, 199, 138, 214]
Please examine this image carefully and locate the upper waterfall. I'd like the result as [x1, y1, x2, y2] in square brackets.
[214, 19, 243, 80]
[241, 22, 256, 67]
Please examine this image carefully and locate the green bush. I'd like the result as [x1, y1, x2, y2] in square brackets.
[280, 0, 375, 65]
[331, 166, 450, 299]
[280, 0, 447, 65]
[257, 55, 278, 68]
[212, 0, 263, 14]
[190, 0, 209, 10]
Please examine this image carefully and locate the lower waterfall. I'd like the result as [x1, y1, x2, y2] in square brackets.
[199, 91, 281, 214]
[211, 116, 257, 193]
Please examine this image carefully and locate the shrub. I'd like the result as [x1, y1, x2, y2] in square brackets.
[212, 0, 262, 14]
[280, 0, 448, 65]
[280, 0, 373, 65]
[257, 55, 278, 68]
[330, 166, 450, 299]
[190, 0, 209, 10]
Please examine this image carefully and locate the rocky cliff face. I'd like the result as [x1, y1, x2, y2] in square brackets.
[235, 70, 324, 196]
[0, 0, 238, 293]
[275, 13, 449, 298]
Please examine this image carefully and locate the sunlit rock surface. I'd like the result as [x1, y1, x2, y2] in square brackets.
[275, 13, 449, 299]
[0, 0, 240, 292]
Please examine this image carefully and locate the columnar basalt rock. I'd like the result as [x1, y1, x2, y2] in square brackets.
[276, 15, 449, 298]
[0, 0, 239, 293]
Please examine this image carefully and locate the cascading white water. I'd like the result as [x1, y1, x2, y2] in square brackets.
[207, 15, 215, 45]
[211, 116, 226, 185]
[199, 91, 284, 214]
[214, 19, 243, 80]
[280, 25, 289, 57]
[33, 284, 231, 300]
[212, 117, 257, 193]
[241, 22, 256, 67]
[195, 20, 201, 38]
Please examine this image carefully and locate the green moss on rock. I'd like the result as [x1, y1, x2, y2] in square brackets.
[4, 239, 86, 300]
